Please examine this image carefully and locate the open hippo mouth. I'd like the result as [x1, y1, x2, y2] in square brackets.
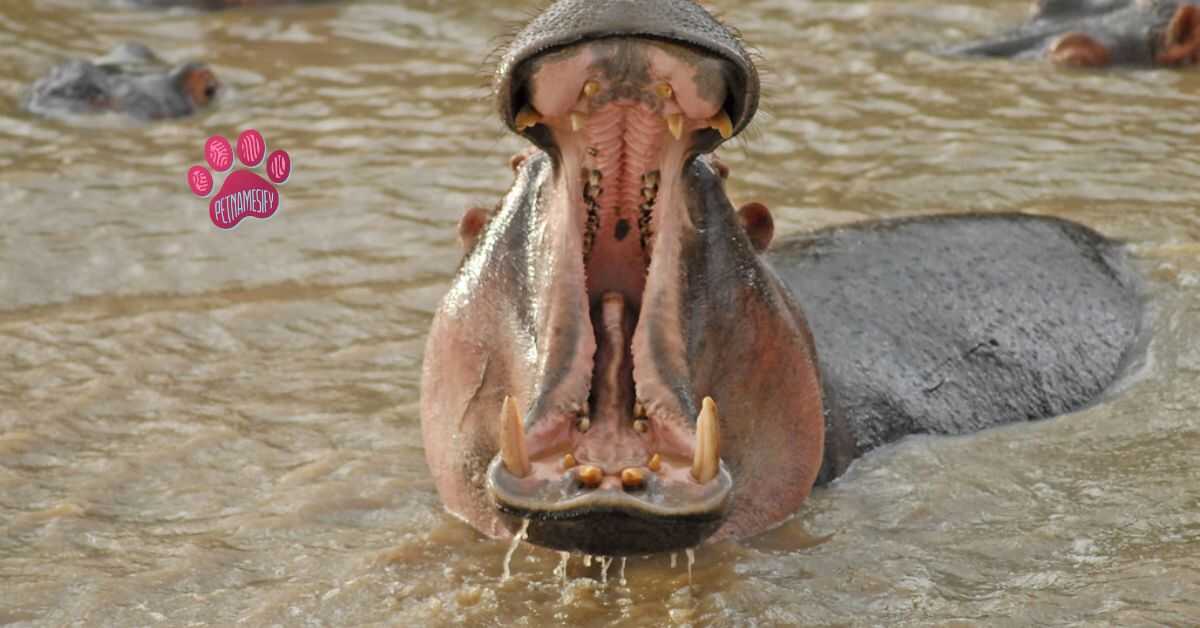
[422, 0, 823, 558]
[484, 3, 758, 556]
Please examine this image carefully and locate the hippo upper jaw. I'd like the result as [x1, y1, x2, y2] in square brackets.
[496, 0, 759, 154]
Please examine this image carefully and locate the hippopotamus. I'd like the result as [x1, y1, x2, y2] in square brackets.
[951, 0, 1200, 67]
[25, 43, 218, 120]
[420, 0, 1146, 557]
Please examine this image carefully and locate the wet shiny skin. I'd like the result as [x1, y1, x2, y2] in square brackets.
[1, 0, 1199, 625]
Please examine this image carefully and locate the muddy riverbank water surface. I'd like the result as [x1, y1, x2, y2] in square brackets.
[1, 0, 1198, 625]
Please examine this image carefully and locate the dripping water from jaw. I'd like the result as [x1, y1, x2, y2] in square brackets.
[501, 518, 530, 582]
[686, 548, 695, 587]
[554, 551, 570, 587]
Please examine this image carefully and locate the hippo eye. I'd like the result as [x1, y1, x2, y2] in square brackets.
[204, 83, 218, 100]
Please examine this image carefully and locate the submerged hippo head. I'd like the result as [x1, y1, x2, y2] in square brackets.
[421, 0, 823, 556]
[954, 0, 1200, 67]
[26, 42, 219, 120]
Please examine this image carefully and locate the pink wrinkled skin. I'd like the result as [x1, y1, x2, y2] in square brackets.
[205, 135, 233, 172]
[237, 129, 266, 168]
[266, 149, 292, 184]
[208, 170, 279, 230]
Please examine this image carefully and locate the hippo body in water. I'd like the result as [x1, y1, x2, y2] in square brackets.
[420, 0, 1146, 557]
[951, 0, 1200, 67]
[26, 43, 218, 120]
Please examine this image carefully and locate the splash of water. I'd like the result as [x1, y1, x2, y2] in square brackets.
[670, 553, 677, 569]
[500, 519, 530, 582]
[599, 556, 613, 585]
[554, 551, 570, 586]
[686, 548, 695, 587]
[619, 557, 627, 587]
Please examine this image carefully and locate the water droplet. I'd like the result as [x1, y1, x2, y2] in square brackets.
[670, 552, 677, 569]
[619, 557, 627, 586]
[554, 551, 570, 587]
[501, 519, 530, 582]
[686, 548, 695, 587]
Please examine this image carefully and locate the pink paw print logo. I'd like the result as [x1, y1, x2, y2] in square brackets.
[187, 129, 292, 230]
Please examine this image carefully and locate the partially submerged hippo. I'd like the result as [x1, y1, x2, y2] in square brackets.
[25, 43, 218, 120]
[952, 0, 1200, 67]
[421, 0, 1146, 556]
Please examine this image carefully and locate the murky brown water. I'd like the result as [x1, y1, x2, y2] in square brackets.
[1, 0, 1198, 625]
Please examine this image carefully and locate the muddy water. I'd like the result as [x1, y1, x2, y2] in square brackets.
[0, 0, 1197, 625]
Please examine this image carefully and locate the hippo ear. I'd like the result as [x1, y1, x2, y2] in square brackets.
[1158, 5, 1200, 65]
[458, 206, 493, 252]
[1047, 32, 1112, 67]
[737, 202, 774, 253]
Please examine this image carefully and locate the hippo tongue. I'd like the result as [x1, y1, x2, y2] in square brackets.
[573, 293, 649, 472]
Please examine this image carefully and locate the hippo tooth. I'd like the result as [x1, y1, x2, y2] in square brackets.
[691, 397, 720, 484]
[633, 419, 648, 433]
[562, 453, 578, 469]
[582, 80, 600, 98]
[655, 82, 673, 100]
[570, 111, 587, 132]
[578, 417, 591, 433]
[515, 105, 543, 132]
[666, 114, 684, 140]
[578, 465, 603, 488]
[500, 396, 531, 478]
[648, 453, 662, 472]
[708, 111, 733, 140]
[621, 468, 645, 490]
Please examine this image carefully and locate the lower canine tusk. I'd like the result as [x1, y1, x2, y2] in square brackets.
[500, 396, 531, 477]
[691, 397, 720, 483]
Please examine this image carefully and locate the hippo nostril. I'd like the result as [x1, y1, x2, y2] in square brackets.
[578, 465, 603, 489]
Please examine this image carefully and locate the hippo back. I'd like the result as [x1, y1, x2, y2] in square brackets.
[766, 214, 1147, 484]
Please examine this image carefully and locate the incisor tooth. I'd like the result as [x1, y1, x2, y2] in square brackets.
[515, 105, 542, 132]
[570, 111, 587, 132]
[578, 465, 603, 488]
[563, 453, 578, 469]
[691, 397, 720, 484]
[621, 468, 645, 489]
[666, 114, 684, 140]
[648, 453, 662, 472]
[655, 83, 673, 99]
[500, 396, 531, 478]
[708, 110, 733, 139]
[583, 80, 600, 98]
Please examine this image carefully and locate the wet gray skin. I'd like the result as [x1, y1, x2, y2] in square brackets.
[949, 0, 1200, 67]
[25, 42, 218, 120]
[420, 0, 1146, 557]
